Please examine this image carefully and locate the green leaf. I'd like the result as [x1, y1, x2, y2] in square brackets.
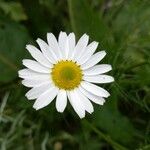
[68, 0, 113, 49]
[92, 87, 137, 146]
[112, 0, 150, 65]
[20, 0, 63, 37]
[0, 16, 30, 82]
[0, 1, 27, 21]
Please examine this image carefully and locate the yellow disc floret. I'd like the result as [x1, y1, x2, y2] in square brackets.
[51, 60, 83, 90]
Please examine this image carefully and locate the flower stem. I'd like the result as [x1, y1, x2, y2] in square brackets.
[124, 61, 149, 73]
[83, 120, 128, 150]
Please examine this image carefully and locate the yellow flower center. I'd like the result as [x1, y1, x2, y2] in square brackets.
[51, 60, 83, 90]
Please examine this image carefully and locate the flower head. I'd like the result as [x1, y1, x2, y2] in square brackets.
[18, 32, 114, 118]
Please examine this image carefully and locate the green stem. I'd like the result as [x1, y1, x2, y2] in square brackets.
[113, 61, 149, 74]
[0, 53, 18, 71]
[83, 120, 128, 150]
[125, 61, 149, 72]
[67, 0, 77, 34]
[137, 145, 150, 150]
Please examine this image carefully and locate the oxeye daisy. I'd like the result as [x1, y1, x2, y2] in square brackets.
[18, 32, 114, 118]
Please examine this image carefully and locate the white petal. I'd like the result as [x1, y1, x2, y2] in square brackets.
[58, 32, 69, 59]
[56, 90, 67, 112]
[83, 64, 112, 76]
[25, 82, 53, 100]
[81, 51, 106, 70]
[65, 38, 69, 59]
[22, 59, 50, 73]
[19, 69, 36, 77]
[72, 34, 89, 61]
[67, 33, 76, 60]
[36, 38, 56, 63]
[22, 79, 51, 88]
[26, 44, 52, 68]
[83, 75, 114, 84]
[76, 89, 94, 114]
[81, 81, 110, 98]
[79, 86, 105, 105]
[77, 41, 98, 65]
[58, 31, 67, 58]
[67, 90, 85, 118]
[18, 69, 50, 80]
[33, 87, 59, 110]
[47, 33, 62, 60]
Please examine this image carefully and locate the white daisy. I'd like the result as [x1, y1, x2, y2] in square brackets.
[18, 32, 114, 118]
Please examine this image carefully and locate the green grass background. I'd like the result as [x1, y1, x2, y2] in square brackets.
[0, 0, 150, 149]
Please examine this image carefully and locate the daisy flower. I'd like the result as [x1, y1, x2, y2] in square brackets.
[18, 32, 114, 118]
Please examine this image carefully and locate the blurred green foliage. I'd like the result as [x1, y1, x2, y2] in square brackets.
[0, 0, 150, 150]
